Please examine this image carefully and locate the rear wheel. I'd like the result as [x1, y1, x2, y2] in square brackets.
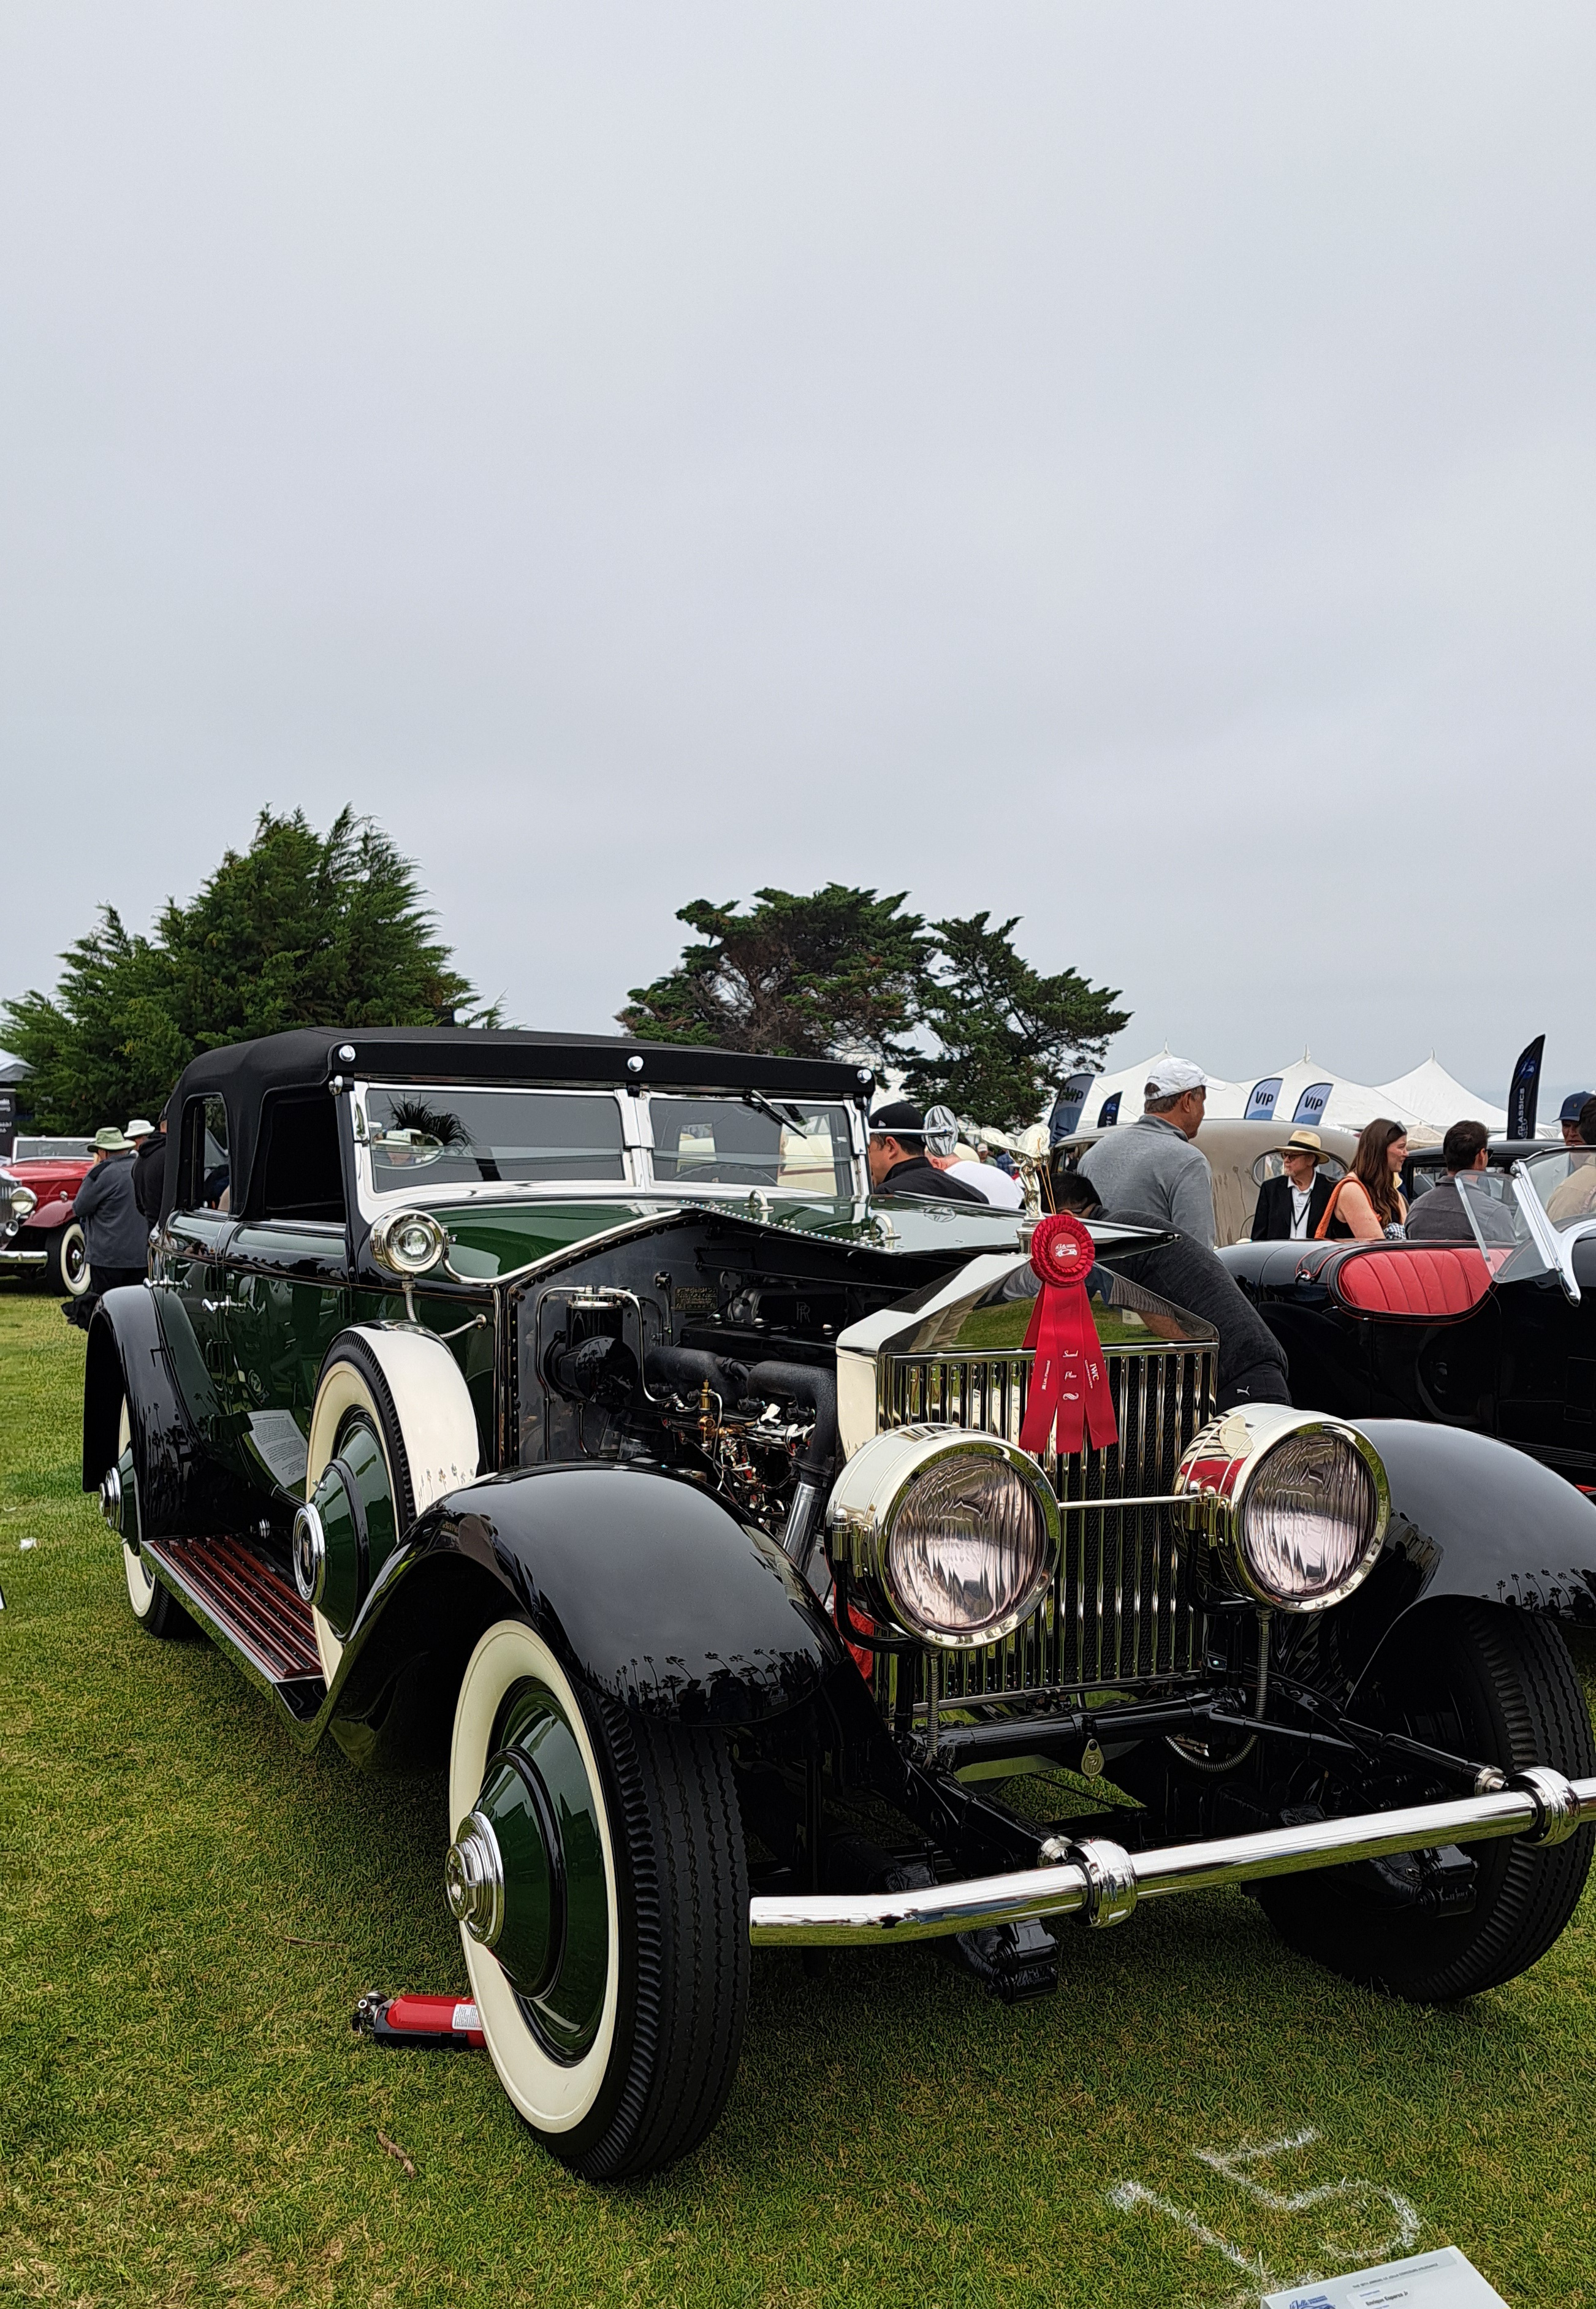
[115, 1401, 188, 1639]
[447, 1619, 749, 2180]
[45, 1222, 89, 1299]
[1259, 1600, 1594, 2000]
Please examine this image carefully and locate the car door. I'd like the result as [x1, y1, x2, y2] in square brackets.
[222, 1089, 352, 1501]
[1493, 1262, 1596, 1485]
[156, 1093, 239, 1464]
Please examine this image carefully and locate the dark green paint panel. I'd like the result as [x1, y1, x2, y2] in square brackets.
[427, 1193, 1025, 1277]
[433, 1203, 656, 1279]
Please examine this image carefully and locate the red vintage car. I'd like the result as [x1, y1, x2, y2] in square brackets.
[1, 1136, 94, 1298]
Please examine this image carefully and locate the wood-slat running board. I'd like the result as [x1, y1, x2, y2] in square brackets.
[143, 1535, 325, 1691]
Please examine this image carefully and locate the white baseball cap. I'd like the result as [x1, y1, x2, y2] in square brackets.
[1143, 1057, 1210, 1097]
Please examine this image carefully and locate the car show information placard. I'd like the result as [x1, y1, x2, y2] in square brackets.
[1263, 2246, 1510, 2308]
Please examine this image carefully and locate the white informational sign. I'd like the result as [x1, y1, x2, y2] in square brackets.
[1263, 2245, 1510, 2309]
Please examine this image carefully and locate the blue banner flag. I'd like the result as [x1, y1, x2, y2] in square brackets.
[1507, 1035, 1543, 1140]
[1049, 1072, 1096, 1143]
[1245, 1076, 1282, 1122]
[1292, 1081, 1332, 1125]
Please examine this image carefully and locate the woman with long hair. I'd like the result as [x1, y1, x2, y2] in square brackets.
[1315, 1117, 1409, 1241]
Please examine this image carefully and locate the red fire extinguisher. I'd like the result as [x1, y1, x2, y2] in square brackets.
[352, 1991, 485, 2050]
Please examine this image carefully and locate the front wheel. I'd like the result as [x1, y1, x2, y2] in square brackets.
[1260, 1600, 1594, 2001]
[447, 1619, 749, 2180]
[45, 1221, 89, 1299]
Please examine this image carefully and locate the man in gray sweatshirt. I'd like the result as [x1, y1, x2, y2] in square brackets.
[1077, 1056, 1217, 1247]
[69, 1127, 149, 1323]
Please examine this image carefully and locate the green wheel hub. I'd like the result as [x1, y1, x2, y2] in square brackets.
[445, 1679, 609, 2063]
[294, 1412, 398, 1634]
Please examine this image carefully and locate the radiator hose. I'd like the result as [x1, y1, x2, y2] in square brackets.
[743, 1360, 837, 1587]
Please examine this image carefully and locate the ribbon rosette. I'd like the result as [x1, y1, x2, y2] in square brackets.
[1017, 1212, 1119, 1459]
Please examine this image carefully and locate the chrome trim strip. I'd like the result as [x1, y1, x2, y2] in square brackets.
[748, 1772, 1596, 1944]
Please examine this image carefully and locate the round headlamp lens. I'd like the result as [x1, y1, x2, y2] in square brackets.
[886, 1455, 1051, 1641]
[7, 1182, 37, 1220]
[372, 1209, 446, 1277]
[1238, 1430, 1378, 1603]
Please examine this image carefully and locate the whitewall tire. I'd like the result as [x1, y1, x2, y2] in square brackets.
[116, 1400, 186, 1638]
[447, 1617, 751, 2180]
[48, 1221, 90, 1298]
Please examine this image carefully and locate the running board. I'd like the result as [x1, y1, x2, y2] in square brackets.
[142, 1535, 326, 1719]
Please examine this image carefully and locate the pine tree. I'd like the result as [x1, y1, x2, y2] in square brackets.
[903, 913, 1129, 1133]
[2, 807, 491, 1130]
[618, 886, 929, 1068]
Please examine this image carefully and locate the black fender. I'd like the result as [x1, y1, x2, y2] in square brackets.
[83, 1286, 260, 1540]
[1278, 1417, 1596, 1699]
[321, 1461, 851, 1771]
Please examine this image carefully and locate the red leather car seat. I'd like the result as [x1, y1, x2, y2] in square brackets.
[1331, 1245, 1492, 1322]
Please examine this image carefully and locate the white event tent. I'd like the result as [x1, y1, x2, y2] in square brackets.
[1372, 1056, 1508, 1138]
[1066, 1048, 1507, 1146]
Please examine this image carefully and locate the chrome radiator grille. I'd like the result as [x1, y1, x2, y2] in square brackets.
[873, 1342, 1216, 1705]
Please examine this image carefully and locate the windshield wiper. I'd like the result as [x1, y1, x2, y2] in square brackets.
[741, 1090, 809, 1132]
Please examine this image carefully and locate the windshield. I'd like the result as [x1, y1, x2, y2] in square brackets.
[648, 1096, 856, 1193]
[13, 1137, 92, 1161]
[1454, 1170, 1551, 1281]
[365, 1086, 626, 1193]
[1517, 1144, 1596, 1231]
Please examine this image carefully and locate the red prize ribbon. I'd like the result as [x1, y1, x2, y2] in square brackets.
[1017, 1212, 1119, 1459]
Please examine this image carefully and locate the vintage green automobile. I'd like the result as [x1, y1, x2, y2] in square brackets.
[86, 1029, 1596, 2180]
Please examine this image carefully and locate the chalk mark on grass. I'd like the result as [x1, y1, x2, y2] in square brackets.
[1106, 2178, 1277, 2284]
[1108, 2128, 1424, 2303]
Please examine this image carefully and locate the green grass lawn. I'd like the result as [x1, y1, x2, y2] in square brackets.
[2, 1284, 1594, 2308]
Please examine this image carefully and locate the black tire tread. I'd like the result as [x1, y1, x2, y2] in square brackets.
[569, 1704, 749, 2183]
[1261, 1599, 1594, 2001]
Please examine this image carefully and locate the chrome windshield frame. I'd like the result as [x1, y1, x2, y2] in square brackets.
[348, 1079, 870, 1225]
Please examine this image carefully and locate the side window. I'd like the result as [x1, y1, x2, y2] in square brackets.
[254, 1092, 346, 1223]
[176, 1097, 231, 1212]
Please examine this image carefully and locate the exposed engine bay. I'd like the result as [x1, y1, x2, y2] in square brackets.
[512, 1211, 968, 1563]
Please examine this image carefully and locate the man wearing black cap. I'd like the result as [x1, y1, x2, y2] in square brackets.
[1560, 1092, 1595, 1148]
[867, 1101, 987, 1203]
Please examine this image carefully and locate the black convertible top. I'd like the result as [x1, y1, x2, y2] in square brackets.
[164, 1027, 873, 1221]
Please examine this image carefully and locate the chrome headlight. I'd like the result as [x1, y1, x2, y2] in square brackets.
[1175, 1406, 1389, 1612]
[826, 1426, 1060, 1648]
[370, 1208, 448, 1279]
[2, 1179, 37, 1223]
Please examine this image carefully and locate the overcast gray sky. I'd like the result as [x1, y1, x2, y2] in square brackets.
[2, 3, 1592, 1106]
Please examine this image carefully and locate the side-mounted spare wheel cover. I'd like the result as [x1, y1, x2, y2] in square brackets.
[298, 1325, 481, 1684]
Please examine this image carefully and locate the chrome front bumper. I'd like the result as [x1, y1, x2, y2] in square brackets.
[748, 1767, 1596, 1945]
